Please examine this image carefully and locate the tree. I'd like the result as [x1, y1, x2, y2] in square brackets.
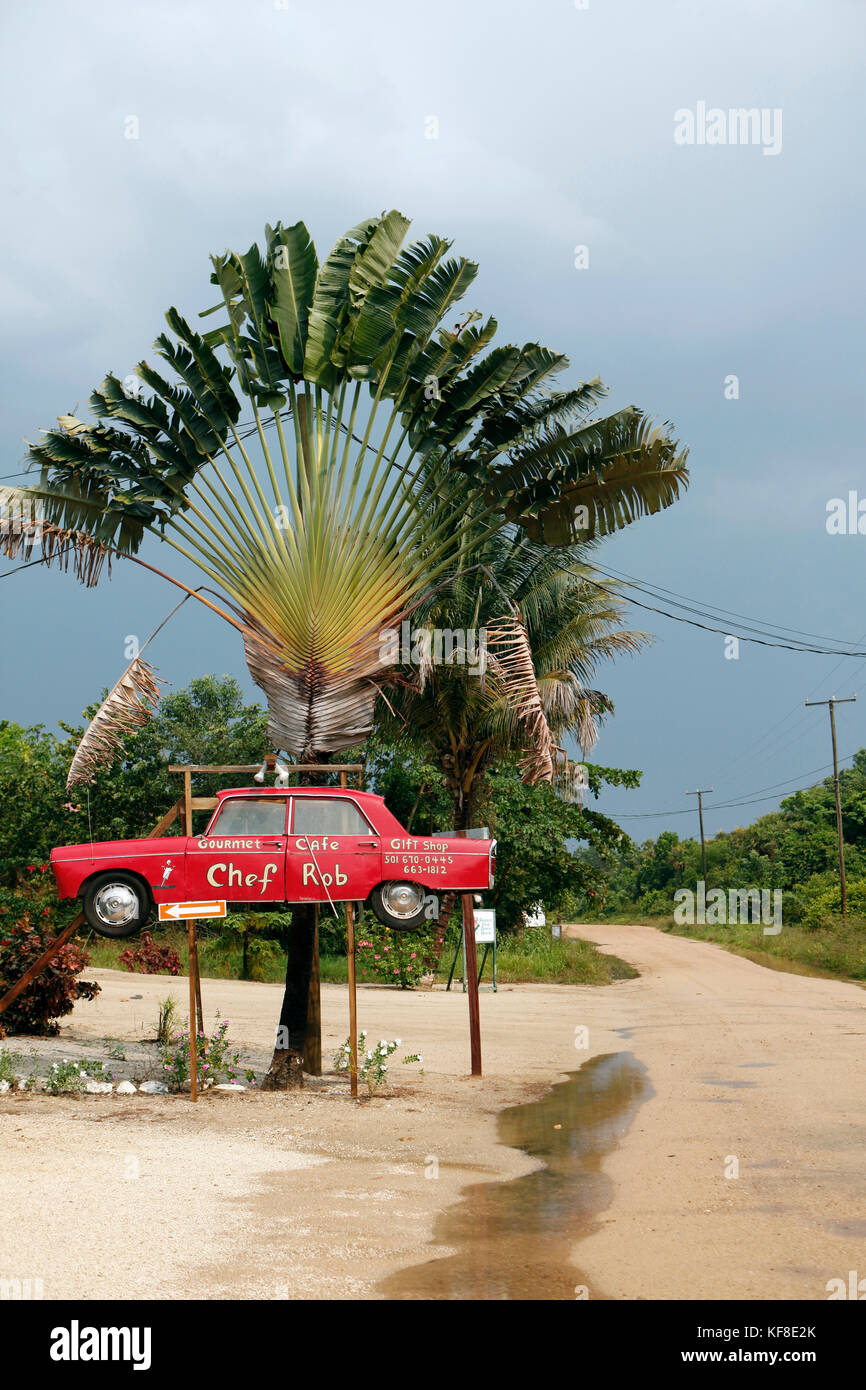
[1, 210, 688, 1085]
[484, 762, 640, 932]
[382, 524, 648, 830]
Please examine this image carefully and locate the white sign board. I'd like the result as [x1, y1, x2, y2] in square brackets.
[473, 908, 496, 944]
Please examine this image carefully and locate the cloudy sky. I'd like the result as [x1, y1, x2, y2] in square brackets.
[1, 0, 864, 840]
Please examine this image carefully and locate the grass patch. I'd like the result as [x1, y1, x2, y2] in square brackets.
[441, 925, 637, 986]
[82, 922, 634, 988]
[664, 916, 866, 983]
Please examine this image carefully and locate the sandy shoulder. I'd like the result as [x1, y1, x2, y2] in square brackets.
[3, 926, 865, 1302]
[0, 972, 587, 1300]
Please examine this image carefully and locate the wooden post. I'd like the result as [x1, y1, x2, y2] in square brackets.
[183, 770, 193, 836]
[303, 907, 322, 1075]
[346, 900, 359, 1098]
[340, 769, 359, 1095]
[189, 925, 204, 1035]
[461, 893, 482, 1077]
[188, 919, 199, 1102]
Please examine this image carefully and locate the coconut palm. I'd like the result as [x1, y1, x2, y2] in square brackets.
[0, 210, 688, 1084]
[374, 512, 647, 944]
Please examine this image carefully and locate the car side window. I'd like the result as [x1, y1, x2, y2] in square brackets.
[209, 797, 288, 836]
[292, 798, 372, 837]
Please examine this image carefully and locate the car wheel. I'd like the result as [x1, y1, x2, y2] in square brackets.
[369, 881, 428, 932]
[83, 872, 150, 938]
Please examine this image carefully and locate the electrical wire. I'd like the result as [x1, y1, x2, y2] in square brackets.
[577, 569, 866, 657]
[612, 752, 855, 820]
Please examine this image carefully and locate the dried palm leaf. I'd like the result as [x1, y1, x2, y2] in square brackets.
[485, 612, 555, 784]
[242, 617, 397, 759]
[0, 486, 111, 586]
[66, 657, 164, 790]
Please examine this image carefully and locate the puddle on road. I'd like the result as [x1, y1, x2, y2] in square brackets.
[380, 1051, 651, 1300]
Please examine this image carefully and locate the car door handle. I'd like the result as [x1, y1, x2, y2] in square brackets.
[358, 840, 379, 849]
[260, 840, 284, 847]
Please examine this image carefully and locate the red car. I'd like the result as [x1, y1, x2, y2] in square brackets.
[51, 787, 495, 938]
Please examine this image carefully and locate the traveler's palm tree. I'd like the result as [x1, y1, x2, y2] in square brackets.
[2, 210, 688, 772]
[1, 210, 687, 1088]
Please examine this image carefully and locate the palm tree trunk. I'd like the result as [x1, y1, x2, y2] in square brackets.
[260, 753, 328, 1091]
[429, 773, 472, 967]
[261, 905, 316, 1090]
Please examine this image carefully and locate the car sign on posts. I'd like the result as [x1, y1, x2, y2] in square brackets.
[158, 901, 226, 1101]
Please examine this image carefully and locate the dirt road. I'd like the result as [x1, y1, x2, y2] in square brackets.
[1, 924, 864, 1300]
[565, 922, 866, 1300]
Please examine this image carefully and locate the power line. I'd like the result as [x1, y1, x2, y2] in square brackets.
[592, 561, 861, 647]
[576, 570, 866, 657]
[612, 752, 856, 820]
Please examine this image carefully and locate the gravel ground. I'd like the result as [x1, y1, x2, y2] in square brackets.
[3, 931, 865, 1301]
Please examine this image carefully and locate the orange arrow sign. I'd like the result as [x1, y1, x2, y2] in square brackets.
[158, 901, 227, 922]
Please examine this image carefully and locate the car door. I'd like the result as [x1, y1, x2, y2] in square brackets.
[286, 795, 382, 904]
[186, 795, 288, 903]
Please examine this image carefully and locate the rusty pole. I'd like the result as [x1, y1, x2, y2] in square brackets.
[461, 893, 482, 1077]
[187, 919, 199, 1102]
[346, 901, 359, 1098]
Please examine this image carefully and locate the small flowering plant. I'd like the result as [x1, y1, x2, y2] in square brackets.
[45, 1058, 113, 1094]
[155, 1013, 256, 1092]
[0, 1045, 38, 1091]
[333, 1031, 422, 1097]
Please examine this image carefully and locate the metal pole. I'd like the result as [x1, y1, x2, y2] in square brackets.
[346, 901, 358, 1098]
[461, 894, 482, 1076]
[188, 919, 198, 1102]
[806, 695, 856, 922]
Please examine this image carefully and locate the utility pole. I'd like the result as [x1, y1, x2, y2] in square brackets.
[685, 789, 714, 883]
[805, 694, 856, 921]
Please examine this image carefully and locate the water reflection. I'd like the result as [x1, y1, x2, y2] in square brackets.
[381, 1051, 651, 1300]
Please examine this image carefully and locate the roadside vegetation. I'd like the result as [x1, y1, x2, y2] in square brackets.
[575, 752, 866, 984]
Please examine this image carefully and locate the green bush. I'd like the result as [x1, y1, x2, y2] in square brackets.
[0, 869, 100, 1036]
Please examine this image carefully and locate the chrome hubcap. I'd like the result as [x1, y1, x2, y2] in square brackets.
[94, 883, 138, 926]
[381, 881, 425, 920]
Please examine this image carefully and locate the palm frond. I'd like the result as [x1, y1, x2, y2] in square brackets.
[485, 612, 554, 784]
[0, 487, 111, 585]
[66, 657, 164, 790]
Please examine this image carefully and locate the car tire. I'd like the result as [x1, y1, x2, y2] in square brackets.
[82, 872, 151, 938]
[369, 881, 428, 933]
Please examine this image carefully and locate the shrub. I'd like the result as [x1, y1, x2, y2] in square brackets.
[156, 995, 179, 1046]
[45, 1058, 112, 1094]
[208, 912, 283, 981]
[355, 920, 437, 988]
[333, 1031, 422, 1096]
[155, 1014, 255, 1091]
[0, 914, 99, 1036]
[0, 1045, 38, 1090]
[118, 931, 181, 976]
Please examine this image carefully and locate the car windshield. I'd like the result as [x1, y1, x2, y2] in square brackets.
[209, 797, 288, 836]
[292, 797, 372, 837]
